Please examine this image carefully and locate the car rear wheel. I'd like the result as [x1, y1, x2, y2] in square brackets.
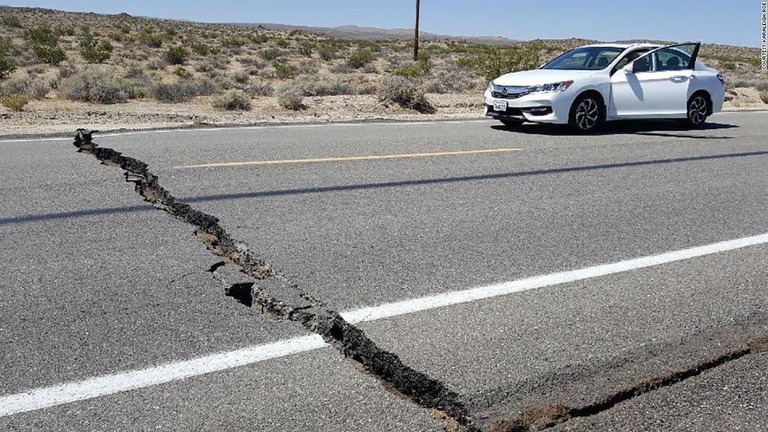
[683, 94, 709, 127]
[569, 94, 604, 133]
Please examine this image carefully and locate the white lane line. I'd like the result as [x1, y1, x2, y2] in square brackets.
[0, 335, 328, 418]
[0, 119, 491, 144]
[341, 232, 768, 323]
[2, 231, 768, 417]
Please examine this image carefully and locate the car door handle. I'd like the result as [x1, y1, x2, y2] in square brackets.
[670, 75, 690, 83]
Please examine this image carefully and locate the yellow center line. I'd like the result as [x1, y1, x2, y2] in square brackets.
[175, 148, 522, 169]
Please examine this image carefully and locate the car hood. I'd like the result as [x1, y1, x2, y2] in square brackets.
[493, 69, 598, 86]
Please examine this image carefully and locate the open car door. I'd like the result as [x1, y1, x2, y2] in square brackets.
[609, 42, 700, 119]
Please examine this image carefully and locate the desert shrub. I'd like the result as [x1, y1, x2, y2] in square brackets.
[231, 70, 250, 84]
[275, 39, 290, 49]
[394, 64, 422, 78]
[329, 62, 355, 74]
[347, 49, 374, 69]
[0, 94, 29, 111]
[1, 73, 49, 98]
[730, 79, 754, 88]
[297, 59, 319, 75]
[237, 56, 254, 66]
[125, 80, 150, 99]
[222, 37, 247, 48]
[191, 43, 211, 56]
[195, 55, 228, 73]
[247, 81, 274, 96]
[291, 77, 354, 96]
[139, 32, 164, 48]
[356, 83, 377, 95]
[0, 38, 15, 78]
[260, 48, 282, 61]
[722, 62, 736, 71]
[146, 58, 167, 70]
[24, 27, 58, 46]
[33, 45, 66, 65]
[756, 82, 768, 92]
[164, 46, 189, 65]
[274, 61, 298, 79]
[24, 26, 66, 64]
[57, 61, 76, 78]
[298, 42, 313, 57]
[80, 34, 113, 63]
[173, 67, 192, 79]
[212, 75, 237, 90]
[456, 43, 542, 80]
[124, 65, 145, 79]
[249, 34, 268, 44]
[1, 15, 22, 28]
[318, 44, 338, 61]
[152, 82, 199, 103]
[761, 92, 768, 104]
[423, 66, 481, 93]
[277, 88, 304, 110]
[378, 75, 432, 112]
[61, 67, 129, 104]
[191, 78, 218, 96]
[212, 89, 252, 110]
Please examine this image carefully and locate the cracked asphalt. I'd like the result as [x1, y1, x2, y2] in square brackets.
[1, 113, 767, 431]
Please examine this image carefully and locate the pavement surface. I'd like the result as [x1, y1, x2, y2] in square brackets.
[1, 113, 767, 431]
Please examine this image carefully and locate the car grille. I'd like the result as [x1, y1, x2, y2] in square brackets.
[492, 86, 530, 99]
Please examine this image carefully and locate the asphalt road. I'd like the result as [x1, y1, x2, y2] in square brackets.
[1, 113, 767, 431]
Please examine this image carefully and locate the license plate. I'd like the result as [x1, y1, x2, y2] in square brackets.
[493, 100, 507, 111]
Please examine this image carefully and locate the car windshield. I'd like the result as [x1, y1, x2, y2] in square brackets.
[542, 47, 625, 70]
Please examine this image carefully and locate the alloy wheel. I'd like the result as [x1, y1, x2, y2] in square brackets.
[574, 98, 600, 130]
[688, 96, 708, 125]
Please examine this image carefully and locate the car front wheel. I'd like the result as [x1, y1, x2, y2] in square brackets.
[569, 94, 604, 133]
[684, 94, 709, 127]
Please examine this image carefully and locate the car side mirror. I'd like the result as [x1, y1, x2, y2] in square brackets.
[623, 64, 634, 74]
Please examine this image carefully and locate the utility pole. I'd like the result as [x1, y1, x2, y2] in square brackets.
[414, 0, 420, 61]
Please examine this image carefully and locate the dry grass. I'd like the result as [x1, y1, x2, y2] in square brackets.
[0, 94, 28, 111]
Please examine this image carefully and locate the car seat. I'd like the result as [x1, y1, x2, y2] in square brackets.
[666, 56, 681, 70]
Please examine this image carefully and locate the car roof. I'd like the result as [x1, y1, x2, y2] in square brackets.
[580, 43, 660, 50]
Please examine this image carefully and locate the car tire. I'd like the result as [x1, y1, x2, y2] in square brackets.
[500, 119, 523, 128]
[569, 94, 604, 133]
[683, 93, 709, 128]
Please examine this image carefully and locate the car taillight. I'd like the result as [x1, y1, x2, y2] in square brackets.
[717, 74, 726, 86]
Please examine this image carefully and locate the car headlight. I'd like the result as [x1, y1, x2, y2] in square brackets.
[530, 80, 574, 93]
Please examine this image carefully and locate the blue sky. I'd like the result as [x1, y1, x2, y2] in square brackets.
[3, 1, 760, 47]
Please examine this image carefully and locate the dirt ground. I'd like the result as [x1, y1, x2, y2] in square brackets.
[0, 90, 764, 138]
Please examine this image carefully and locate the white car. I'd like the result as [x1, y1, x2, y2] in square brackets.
[484, 42, 725, 132]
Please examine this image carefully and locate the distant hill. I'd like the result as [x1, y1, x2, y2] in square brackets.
[232, 22, 518, 45]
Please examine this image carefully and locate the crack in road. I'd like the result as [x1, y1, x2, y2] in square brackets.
[72, 129, 477, 432]
[490, 336, 768, 431]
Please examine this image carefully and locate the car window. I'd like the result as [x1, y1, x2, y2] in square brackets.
[629, 43, 698, 73]
[543, 47, 624, 70]
[653, 47, 692, 71]
[611, 49, 650, 74]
